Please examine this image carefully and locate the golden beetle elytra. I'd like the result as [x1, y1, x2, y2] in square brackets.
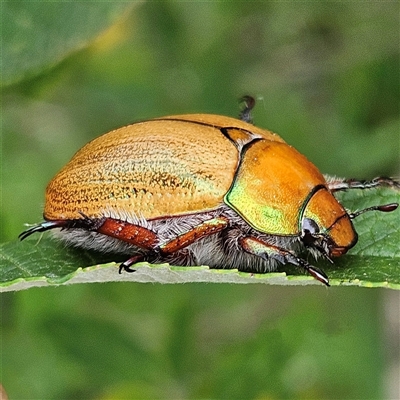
[20, 97, 399, 286]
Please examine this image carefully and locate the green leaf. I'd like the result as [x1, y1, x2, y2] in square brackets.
[1, 186, 399, 291]
[2, 2, 136, 87]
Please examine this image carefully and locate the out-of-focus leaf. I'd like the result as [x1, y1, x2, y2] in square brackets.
[2, 2, 136, 86]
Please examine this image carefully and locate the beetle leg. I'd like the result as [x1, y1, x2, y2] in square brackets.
[89, 218, 160, 274]
[18, 213, 106, 241]
[159, 217, 229, 254]
[20, 215, 159, 251]
[119, 217, 228, 274]
[110, 217, 228, 273]
[19, 220, 69, 240]
[327, 176, 400, 192]
[96, 218, 158, 250]
[118, 254, 145, 274]
[99, 216, 228, 256]
[240, 236, 330, 286]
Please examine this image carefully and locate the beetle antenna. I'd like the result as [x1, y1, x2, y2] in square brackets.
[239, 95, 255, 124]
[349, 203, 398, 219]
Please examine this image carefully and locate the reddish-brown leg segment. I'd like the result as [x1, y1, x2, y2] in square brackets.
[95, 218, 160, 273]
[159, 217, 229, 254]
[103, 216, 229, 273]
[19, 215, 230, 273]
[96, 216, 229, 254]
[240, 236, 330, 286]
[97, 218, 158, 250]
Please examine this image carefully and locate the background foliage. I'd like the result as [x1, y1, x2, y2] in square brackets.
[1, 2, 399, 399]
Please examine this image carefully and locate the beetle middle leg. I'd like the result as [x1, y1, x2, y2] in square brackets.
[117, 216, 229, 273]
[239, 236, 330, 286]
[159, 217, 229, 254]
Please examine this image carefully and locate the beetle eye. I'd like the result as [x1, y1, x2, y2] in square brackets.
[302, 218, 320, 235]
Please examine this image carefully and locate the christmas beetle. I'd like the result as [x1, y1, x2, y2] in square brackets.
[20, 97, 399, 286]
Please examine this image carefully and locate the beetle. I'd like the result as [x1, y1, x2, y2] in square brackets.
[19, 97, 399, 286]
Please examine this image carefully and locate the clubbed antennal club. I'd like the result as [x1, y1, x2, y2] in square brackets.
[349, 203, 398, 220]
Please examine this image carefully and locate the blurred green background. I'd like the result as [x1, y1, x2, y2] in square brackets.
[1, 2, 399, 399]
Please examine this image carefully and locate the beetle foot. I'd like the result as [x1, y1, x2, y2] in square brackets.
[240, 236, 330, 286]
[280, 252, 330, 286]
[19, 220, 68, 241]
[118, 254, 145, 274]
[280, 251, 330, 286]
[302, 264, 330, 287]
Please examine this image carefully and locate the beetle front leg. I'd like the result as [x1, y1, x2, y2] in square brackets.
[327, 176, 400, 192]
[239, 236, 330, 286]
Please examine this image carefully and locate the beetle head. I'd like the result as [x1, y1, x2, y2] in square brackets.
[300, 186, 357, 259]
[300, 186, 398, 259]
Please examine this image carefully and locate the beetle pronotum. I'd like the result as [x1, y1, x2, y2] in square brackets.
[20, 97, 399, 286]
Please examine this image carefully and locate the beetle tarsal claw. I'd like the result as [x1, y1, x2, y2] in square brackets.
[118, 263, 136, 274]
[118, 254, 145, 274]
[305, 265, 330, 287]
[19, 220, 67, 241]
[240, 236, 331, 285]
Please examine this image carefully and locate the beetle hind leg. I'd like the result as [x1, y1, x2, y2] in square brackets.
[240, 236, 330, 286]
[19, 212, 107, 241]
